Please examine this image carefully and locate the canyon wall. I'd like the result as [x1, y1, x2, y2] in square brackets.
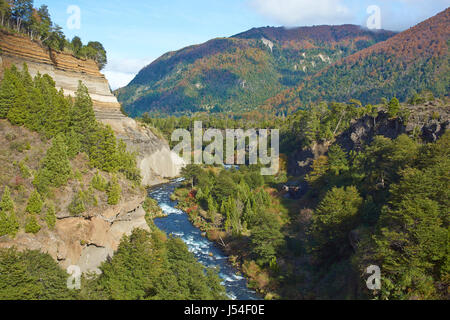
[0, 193, 150, 274]
[0, 30, 184, 186]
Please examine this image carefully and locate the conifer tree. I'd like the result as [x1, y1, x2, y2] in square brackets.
[25, 214, 41, 234]
[26, 190, 43, 215]
[388, 97, 400, 118]
[69, 81, 97, 151]
[0, 67, 19, 118]
[7, 81, 29, 125]
[0, 186, 19, 236]
[0, 186, 14, 213]
[107, 176, 121, 205]
[64, 128, 82, 159]
[89, 125, 119, 172]
[45, 203, 56, 230]
[0, 187, 19, 237]
[34, 134, 72, 194]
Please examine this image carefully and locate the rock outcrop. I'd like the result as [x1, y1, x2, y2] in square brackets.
[0, 195, 149, 274]
[0, 30, 185, 186]
[288, 103, 449, 177]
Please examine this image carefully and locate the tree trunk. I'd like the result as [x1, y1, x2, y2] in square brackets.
[333, 111, 346, 136]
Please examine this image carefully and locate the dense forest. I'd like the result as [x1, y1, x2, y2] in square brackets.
[0, 64, 227, 300]
[260, 8, 449, 113]
[0, 228, 227, 300]
[0, 2, 448, 302]
[116, 25, 394, 117]
[171, 94, 449, 300]
[0, 0, 107, 69]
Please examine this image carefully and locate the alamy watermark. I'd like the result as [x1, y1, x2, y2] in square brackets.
[67, 5, 81, 30]
[171, 121, 280, 176]
[67, 265, 81, 290]
[367, 5, 381, 30]
[366, 265, 381, 290]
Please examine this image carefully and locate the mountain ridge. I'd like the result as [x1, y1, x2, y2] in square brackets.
[115, 24, 395, 117]
[260, 7, 450, 112]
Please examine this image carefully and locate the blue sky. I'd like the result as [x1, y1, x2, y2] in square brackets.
[34, 0, 450, 89]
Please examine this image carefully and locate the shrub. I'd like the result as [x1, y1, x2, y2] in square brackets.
[25, 190, 43, 215]
[106, 176, 121, 205]
[91, 172, 107, 192]
[45, 203, 57, 230]
[25, 215, 41, 234]
[68, 191, 86, 216]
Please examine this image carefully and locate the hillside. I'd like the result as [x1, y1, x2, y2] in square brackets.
[115, 25, 395, 117]
[260, 8, 450, 112]
[0, 30, 185, 186]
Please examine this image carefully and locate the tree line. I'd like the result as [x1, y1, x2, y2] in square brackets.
[0, 0, 107, 69]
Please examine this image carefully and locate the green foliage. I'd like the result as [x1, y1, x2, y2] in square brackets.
[89, 124, 119, 172]
[0, 66, 140, 186]
[68, 190, 86, 216]
[327, 145, 349, 175]
[0, 248, 75, 300]
[0, 66, 20, 118]
[91, 171, 107, 192]
[0, 186, 14, 213]
[25, 214, 41, 234]
[116, 140, 141, 184]
[0, 186, 19, 237]
[17, 160, 32, 178]
[34, 134, 71, 194]
[82, 229, 227, 300]
[364, 132, 450, 299]
[25, 189, 43, 215]
[106, 176, 121, 205]
[45, 202, 56, 230]
[311, 186, 363, 263]
[387, 97, 400, 118]
[69, 82, 97, 152]
[251, 212, 285, 265]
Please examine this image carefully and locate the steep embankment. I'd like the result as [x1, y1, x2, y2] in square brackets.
[0, 120, 150, 274]
[261, 8, 450, 111]
[115, 25, 394, 116]
[287, 99, 450, 177]
[0, 30, 184, 186]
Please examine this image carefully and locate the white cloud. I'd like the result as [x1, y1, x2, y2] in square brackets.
[103, 57, 154, 90]
[249, 0, 354, 26]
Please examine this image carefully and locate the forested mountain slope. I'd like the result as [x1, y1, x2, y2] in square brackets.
[260, 7, 450, 113]
[116, 25, 394, 117]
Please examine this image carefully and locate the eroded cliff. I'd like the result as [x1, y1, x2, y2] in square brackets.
[0, 30, 185, 186]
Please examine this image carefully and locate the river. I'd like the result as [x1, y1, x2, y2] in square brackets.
[148, 178, 260, 300]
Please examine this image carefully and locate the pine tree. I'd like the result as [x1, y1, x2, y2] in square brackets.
[68, 191, 86, 216]
[107, 176, 121, 205]
[311, 186, 362, 263]
[0, 187, 19, 237]
[328, 145, 349, 175]
[388, 97, 400, 118]
[7, 81, 29, 125]
[91, 171, 107, 192]
[25, 214, 41, 234]
[88, 125, 119, 172]
[26, 190, 43, 215]
[34, 133, 72, 194]
[45, 203, 56, 230]
[0, 67, 19, 118]
[0, 186, 14, 213]
[69, 81, 97, 151]
[64, 128, 82, 159]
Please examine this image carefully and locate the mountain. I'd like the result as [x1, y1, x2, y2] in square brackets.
[260, 8, 450, 112]
[115, 25, 395, 117]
